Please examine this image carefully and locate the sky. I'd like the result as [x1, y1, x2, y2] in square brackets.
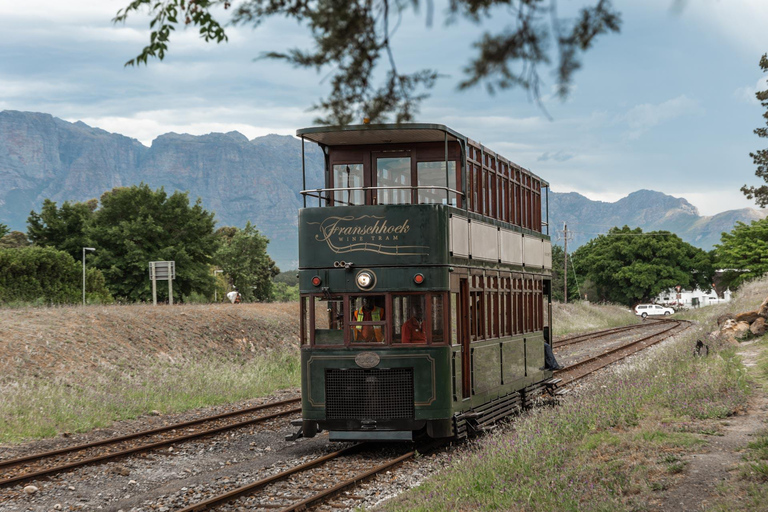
[1, 0, 767, 217]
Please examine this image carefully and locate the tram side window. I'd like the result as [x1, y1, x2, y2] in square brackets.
[332, 164, 364, 206]
[377, 157, 411, 205]
[350, 295, 387, 343]
[393, 294, 426, 344]
[450, 292, 459, 345]
[417, 161, 457, 206]
[314, 296, 344, 345]
[301, 296, 309, 345]
[431, 294, 445, 343]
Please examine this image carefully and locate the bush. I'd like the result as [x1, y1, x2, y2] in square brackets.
[0, 247, 112, 305]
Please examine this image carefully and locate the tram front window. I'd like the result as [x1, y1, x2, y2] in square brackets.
[350, 296, 386, 343]
[377, 157, 411, 205]
[417, 161, 457, 206]
[393, 295, 427, 344]
[332, 164, 364, 206]
[314, 296, 344, 345]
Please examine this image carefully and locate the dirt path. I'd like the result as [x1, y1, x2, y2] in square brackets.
[651, 340, 767, 511]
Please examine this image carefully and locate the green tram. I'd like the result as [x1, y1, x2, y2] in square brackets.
[296, 123, 553, 441]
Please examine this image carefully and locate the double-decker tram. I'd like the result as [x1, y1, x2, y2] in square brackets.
[296, 123, 553, 441]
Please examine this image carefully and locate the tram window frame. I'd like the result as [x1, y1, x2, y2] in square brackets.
[392, 293, 428, 345]
[349, 294, 388, 344]
[374, 152, 412, 206]
[300, 295, 309, 345]
[416, 160, 458, 206]
[311, 295, 345, 346]
[331, 162, 365, 206]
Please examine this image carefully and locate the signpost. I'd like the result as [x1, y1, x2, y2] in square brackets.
[149, 261, 176, 305]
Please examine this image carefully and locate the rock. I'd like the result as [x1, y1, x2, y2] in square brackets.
[759, 297, 768, 318]
[735, 311, 760, 324]
[149, 410, 162, 416]
[54, 504, 62, 510]
[112, 465, 131, 476]
[716, 313, 734, 326]
[751, 317, 766, 336]
[23, 485, 38, 494]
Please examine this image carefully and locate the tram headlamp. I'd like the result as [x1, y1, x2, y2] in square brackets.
[356, 270, 376, 289]
[311, 276, 322, 287]
[413, 273, 425, 285]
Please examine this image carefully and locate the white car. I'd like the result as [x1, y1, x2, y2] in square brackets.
[634, 304, 674, 318]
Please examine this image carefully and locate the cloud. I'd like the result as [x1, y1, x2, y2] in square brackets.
[538, 150, 574, 162]
[71, 106, 312, 146]
[622, 95, 703, 139]
[734, 77, 768, 105]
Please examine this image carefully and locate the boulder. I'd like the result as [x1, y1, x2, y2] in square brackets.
[758, 297, 768, 318]
[735, 311, 760, 324]
[717, 313, 735, 327]
[751, 317, 766, 336]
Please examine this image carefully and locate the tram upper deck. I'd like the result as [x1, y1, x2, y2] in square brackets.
[297, 123, 552, 280]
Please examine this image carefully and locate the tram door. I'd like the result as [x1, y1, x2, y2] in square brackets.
[459, 278, 471, 398]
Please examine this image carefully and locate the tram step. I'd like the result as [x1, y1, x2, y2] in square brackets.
[544, 378, 562, 387]
[554, 388, 571, 396]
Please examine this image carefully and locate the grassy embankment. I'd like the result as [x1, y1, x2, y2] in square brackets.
[382, 282, 767, 512]
[0, 300, 638, 444]
[0, 303, 300, 443]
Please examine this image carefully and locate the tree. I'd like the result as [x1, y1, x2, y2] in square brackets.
[741, 54, 768, 206]
[550, 244, 579, 303]
[215, 222, 279, 302]
[0, 223, 8, 239]
[0, 246, 111, 305]
[27, 199, 97, 260]
[715, 218, 768, 289]
[571, 226, 714, 306]
[114, 0, 621, 124]
[88, 184, 219, 302]
[0, 231, 31, 249]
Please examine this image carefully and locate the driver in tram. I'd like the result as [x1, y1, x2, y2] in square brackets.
[352, 297, 384, 342]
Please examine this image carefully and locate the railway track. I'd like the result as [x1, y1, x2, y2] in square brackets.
[172, 321, 691, 512]
[552, 318, 690, 388]
[552, 317, 667, 348]
[173, 443, 422, 512]
[0, 397, 301, 490]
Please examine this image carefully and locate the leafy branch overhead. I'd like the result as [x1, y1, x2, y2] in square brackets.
[114, 0, 621, 124]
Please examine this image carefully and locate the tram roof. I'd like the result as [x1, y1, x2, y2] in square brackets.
[296, 123, 549, 186]
[296, 123, 465, 146]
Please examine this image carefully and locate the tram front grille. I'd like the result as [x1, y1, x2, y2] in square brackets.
[325, 368, 415, 420]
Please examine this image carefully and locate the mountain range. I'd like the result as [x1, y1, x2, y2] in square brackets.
[1, 110, 764, 269]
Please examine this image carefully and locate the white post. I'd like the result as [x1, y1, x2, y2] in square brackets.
[82, 247, 95, 306]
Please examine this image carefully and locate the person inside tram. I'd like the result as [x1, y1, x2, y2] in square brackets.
[352, 297, 384, 342]
[401, 303, 426, 343]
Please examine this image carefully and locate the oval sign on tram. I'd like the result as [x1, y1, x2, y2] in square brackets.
[355, 352, 380, 369]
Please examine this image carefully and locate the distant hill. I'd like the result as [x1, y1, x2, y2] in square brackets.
[548, 190, 767, 251]
[0, 110, 324, 269]
[1, 110, 764, 269]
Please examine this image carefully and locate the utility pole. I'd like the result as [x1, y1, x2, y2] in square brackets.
[557, 223, 574, 303]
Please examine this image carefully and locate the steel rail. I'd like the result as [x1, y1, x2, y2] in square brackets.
[0, 397, 300, 470]
[554, 320, 691, 385]
[176, 444, 364, 512]
[552, 322, 657, 348]
[0, 400, 301, 488]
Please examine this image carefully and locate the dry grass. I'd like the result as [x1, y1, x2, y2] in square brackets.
[0, 303, 300, 443]
[552, 301, 640, 336]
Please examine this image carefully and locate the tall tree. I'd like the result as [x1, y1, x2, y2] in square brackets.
[215, 222, 279, 302]
[741, 53, 768, 206]
[0, 231, 30, 249]
[114, 0, 621, 124]
[27, 199, 98, 260]
[715, 218, 768, 289]
[572, 226, 714, 306]
[88, 184, 219, 302]
[0, 223, 8, 239]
